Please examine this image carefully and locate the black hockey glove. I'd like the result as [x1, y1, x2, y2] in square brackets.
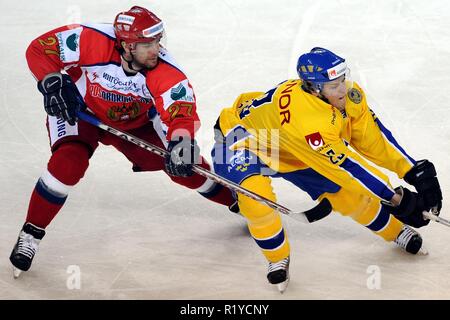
[37, 72, 83, 126]
[164, 137, 200, 177]
[389, 186, 430, 228]
[404, 159, 442, 214]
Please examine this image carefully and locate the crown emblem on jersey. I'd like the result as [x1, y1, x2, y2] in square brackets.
[107, 102, 140, 121]
[348, 88, 362, 104]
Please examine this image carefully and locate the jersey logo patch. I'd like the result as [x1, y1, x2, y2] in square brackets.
[348, 88, 362, 104]
[107, 102, 140, 121]
[56, 27, 82, 63]
[66, 33, 79, 52]
[170, 84, 187, 100]
[305, 132, 324, 150]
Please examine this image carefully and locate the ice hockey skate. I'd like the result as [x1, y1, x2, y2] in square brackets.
[9, 223, 46, 278]
[394, 225, 428, 255]
[267, 256, 290, 293]
[228, 200, 242, 216]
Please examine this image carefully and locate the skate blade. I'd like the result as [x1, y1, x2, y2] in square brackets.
[276, 277, 290, 294]
[13, 267, 22, 279]
[418, 246, 429, 256]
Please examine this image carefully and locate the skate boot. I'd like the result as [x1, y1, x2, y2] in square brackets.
[9, 223, 45, 278]
[394, 225, 428, 255]
[267, 256, 290, 293]
[228, 200, 242, 216]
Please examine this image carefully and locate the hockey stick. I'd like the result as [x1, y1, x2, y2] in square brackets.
[77, 111, 332, 223]
[422, 210, 450, 228]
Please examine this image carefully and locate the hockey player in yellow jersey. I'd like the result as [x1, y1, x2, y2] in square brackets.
[212, 47, 443, 292]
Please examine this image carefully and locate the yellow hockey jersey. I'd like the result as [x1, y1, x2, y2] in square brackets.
[217, 79, 416, 202]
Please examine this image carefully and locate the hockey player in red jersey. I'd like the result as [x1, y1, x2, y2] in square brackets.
[9, 6, 236, 278]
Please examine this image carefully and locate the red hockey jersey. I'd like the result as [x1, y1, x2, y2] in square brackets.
[26, 23, 199, 140]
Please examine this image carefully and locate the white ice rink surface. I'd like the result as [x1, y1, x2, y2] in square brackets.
[1, 0, 449, 299]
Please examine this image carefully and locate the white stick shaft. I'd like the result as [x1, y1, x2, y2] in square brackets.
[423, 211, 450, 227]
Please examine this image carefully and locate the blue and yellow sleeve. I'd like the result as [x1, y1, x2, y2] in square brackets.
[348, 84, 416, 178]
[298, 129, 396, 202]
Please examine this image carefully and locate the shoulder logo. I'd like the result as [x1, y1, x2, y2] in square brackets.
[348, 88, 362, 104]
[66, 33, 79, 52]
[305, 132, 324, 150]
[170, 83, 187, 100]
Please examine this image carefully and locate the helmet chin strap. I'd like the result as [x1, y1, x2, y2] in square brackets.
[121, 47, 142, 72]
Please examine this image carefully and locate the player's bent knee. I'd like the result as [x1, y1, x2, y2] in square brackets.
[238, 175, 276, 221]
[325, 188, 372, 219]
[327, 188, 404, 242]
[47, 142, 91, 186]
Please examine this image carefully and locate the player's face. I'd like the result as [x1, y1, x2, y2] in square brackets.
[132, 38, 161, 69]
[321, 76, 347, 110]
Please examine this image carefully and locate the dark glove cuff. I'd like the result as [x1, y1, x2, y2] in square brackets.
[393, 187, 417, 218]
[38, 72, 62, 94]
[404, 159, 436, 185]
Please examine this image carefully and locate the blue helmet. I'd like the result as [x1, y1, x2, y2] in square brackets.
[297, 47, 347, 92]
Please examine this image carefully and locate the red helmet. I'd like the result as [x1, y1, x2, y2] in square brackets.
[113, 6, 164, 48]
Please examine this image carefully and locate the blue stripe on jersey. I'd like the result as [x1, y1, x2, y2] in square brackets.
[275, 168, 340, 200]
[147, 106, 157, 120]
[212, 144, 267, 186]
[253, 229, 285, 250]
[35, 179, 67, 205]
[374, 117, 416, 165]
[339, 157, 395, 201]
[365, 205, 390, 232]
